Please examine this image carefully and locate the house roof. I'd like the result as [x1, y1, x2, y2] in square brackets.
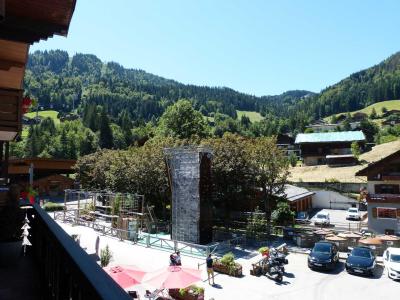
[295, 131, 365, 144]
[355, 148, 400, 176]
[8, 157, 76, 175]
[0, 0, 77, 44]
[283, 184, 315, 202]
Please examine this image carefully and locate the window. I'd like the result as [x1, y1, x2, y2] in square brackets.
[377, 207, 397, 219]
[374, 184, 400, 194]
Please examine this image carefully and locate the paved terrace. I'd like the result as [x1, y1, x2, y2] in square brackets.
[56, 221, 399, 300]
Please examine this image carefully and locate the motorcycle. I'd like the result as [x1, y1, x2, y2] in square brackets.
[265, 248, 289, 282]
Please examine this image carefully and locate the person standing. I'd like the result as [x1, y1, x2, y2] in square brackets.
[206, 254, 215, 285]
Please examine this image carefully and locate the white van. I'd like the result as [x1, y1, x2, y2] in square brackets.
[314, 211, 330, 226]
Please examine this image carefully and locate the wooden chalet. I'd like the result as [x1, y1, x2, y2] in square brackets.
[8, 158, 76, 196]
[356, 149, 400, 235]
[0, 0, 76, 184]
[382, 109, 400, 118]
[295, 130, 365, 166]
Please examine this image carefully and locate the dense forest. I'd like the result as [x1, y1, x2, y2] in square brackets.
[14, 50, 400, 159]
[293, 51, 400, 120]
[25, 50, 312, 121]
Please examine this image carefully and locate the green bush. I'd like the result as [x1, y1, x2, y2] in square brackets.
[272, 201, 295, 226]
[179, 285, 204, 296]
[220, 252, 238, 274]
[43, 202, 64, 212]
[246, 206, 266, 239]
[324, 178, 339, 183]
[289, 152, 297, 167]
[100, 245, 113, 267]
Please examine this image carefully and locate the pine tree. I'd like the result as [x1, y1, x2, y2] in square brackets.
[99, 109, 114, 149]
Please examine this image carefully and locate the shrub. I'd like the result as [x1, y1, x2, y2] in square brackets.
[43, 202, 64, 212]
[220, 252, 237, 274]
[246, 206, 266, 239]
[272, 201, 295, 226]
[289, 152, 297, 167]
[178, 285, 204, 296]
[100, 245, 113, 267]
[351, 141, 361, 160]
[325, 178, 339, 183]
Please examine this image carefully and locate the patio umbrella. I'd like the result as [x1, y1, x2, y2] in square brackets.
[359, 237, 382, 246]
[143, 266, 202, 289]
[103, 265, 147, 290]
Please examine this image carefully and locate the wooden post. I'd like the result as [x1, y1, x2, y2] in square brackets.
[141, 195, 145, 232]
[4, 142, 9, 184]
[146, 234, 150, 248]
[63, 190, 67, 222]
[77, 191, 80, 222]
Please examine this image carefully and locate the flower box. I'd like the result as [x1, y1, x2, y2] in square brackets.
[169, 287, 204, 300]
[213, 261, 243, 277]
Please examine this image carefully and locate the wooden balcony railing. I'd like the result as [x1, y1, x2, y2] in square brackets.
[30, 204, 131, 300]
[367, 194, 400, 203]
[381, 175, 400, 181]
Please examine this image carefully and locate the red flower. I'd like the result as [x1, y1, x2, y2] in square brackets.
[22, 97, 33, 114]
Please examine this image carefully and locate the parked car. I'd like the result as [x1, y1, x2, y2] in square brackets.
[308, 241, 339, 270]
[295, 211, 310, 224]
[313, 211, 330, 226]
[383, 247, 400, 280]
[346, 207, 361, 220]
[345, 246, 376, 276]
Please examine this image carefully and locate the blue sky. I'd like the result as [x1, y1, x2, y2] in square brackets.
[31, 0, 400, 96]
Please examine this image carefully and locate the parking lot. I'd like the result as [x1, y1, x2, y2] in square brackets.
[309, 208, 367, 231]
[207, 252, 399, 300]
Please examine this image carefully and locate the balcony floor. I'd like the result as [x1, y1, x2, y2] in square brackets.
[0, 252, 41, 300]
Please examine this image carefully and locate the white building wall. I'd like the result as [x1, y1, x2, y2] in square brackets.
[312, 190, 357, 210]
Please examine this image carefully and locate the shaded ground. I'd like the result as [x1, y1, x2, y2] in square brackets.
[0, 254, 41, 300]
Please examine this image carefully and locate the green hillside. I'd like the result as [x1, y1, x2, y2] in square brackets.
[25, 110, 60, 124]
[236, 110, 264, 122]
[326, 100, 400, 122]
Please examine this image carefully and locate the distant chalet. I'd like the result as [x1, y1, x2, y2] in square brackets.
[295, 131, 366, 166]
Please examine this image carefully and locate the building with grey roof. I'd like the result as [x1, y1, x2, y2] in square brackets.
[295, 130, 366, 166]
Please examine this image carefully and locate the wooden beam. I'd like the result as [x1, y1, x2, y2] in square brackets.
[0, 15, 68, 43]
[0, 59, 25, 71]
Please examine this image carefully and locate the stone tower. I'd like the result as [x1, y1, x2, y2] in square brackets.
[164, 147, 213, 244]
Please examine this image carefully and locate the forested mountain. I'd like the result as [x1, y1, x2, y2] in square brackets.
[292, 51, 400, 120]
[24, 50, 312, 122]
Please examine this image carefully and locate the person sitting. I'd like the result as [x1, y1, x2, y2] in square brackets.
[170, 254, 176, 266]
[175, 251, 182, 266]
